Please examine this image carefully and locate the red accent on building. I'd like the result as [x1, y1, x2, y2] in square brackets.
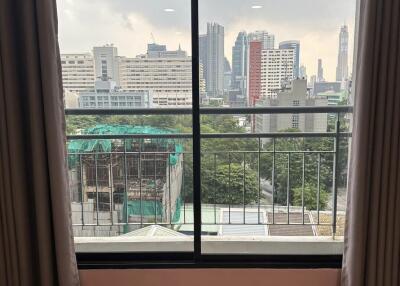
[248, 41, 262, 107]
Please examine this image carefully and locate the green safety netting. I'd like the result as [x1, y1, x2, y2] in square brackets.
[67, 124, 183, 168]
[122, 196, 183, 233]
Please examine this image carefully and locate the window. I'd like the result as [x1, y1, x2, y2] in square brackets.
[60, 0, 355, 267]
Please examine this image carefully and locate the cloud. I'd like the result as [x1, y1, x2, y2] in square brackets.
[57, 0, 357, 81]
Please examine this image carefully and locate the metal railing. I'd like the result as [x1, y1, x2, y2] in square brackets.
[66, 106, 352, 237]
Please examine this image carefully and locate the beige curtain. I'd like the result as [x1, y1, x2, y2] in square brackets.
[0, 0, 79, 285]
[342, 0, 400, 285]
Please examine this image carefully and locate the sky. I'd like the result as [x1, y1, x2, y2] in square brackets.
[57, 0, 357, 82]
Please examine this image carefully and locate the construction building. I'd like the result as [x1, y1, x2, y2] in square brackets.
[67, 125, 184, 236]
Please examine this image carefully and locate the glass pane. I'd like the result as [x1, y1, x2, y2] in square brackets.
[199, 0, 356, 254]
[58, 0, 193, 252]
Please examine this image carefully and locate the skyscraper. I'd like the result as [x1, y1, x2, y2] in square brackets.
[199, 34, 208, 86]
[317, 59, 324, 82]
[299, 65, 307, 80]
[248, 30, 275, 49]
[231, 31, 248, 92]
[260, 48, 295, 98]
[223, 57, 232, 92]
[279, 41, 300, 78]
[336, 25, 349, 82]
[206, 22, 224, 97]
[248, 41, 262, 106]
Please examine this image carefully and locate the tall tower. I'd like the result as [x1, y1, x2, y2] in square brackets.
[279, 41, 300, 78]
[199, 34, 208, 88]
[231, 31, 248, 93]
[299, 65, 307, 80]
[248, 30, 275, 49]
[206, 22, 224, 97]
[317, 59, 324, 82]
[336, 25, 349, 82]
[248, 41, 262, 106]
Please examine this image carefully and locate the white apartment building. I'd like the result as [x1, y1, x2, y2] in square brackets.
[61, 53, 95, 92]
[260, 48, 295, 98]
[255, 79, 328, 141]
[119, 55, 192, 106]
[62, 44, 196, 107]
[78, 80, 152, 109]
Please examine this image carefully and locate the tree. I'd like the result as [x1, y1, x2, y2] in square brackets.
[259, 129, 334, 208]
[66, 115, 98, 134]
[292, 183, 329, 210]
[201, 163, 262, 205]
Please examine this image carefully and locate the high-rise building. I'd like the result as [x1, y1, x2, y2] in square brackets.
[299, 65, 307, 80]
[279, 41, 300, 78]
[336, 25, 349, 82]
[317, 59, 324, 82]
[205, 23, 224, 97]
[199, 34, 208, 84]
[93, 45, 120, 85]
[231, 31, 248, 93]
[223, 57, 232, 92]
[248, 41, 262, 106]
[119, 46, 193, 106]
[248, 30, 275, 49]
[199, 63, 206, 100]
[61, 53, 95, 92]
[309, 75, 317, 89]
[260, 48, 295, 98]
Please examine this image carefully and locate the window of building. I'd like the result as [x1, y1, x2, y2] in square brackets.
[60, 0, 355, 268]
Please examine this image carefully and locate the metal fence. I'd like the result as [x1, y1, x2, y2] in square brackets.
[65, 106, 352, 237]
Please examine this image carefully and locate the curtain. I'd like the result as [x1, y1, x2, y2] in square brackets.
[0, 0, 79, 285]
[342, 0, 400, 285]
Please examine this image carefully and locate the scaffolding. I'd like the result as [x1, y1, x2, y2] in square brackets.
[67, 125, 184, 231]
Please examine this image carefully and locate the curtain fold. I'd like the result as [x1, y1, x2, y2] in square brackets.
[342, 0, 400, 285]
[0, 0, 79, 285]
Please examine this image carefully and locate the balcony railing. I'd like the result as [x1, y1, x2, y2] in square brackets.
[66, 106, 352, 238]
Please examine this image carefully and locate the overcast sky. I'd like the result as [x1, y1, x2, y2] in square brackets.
[57, 0, 357, 81]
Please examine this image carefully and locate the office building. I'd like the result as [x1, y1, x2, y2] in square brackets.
[248, 41, 262, 106]
[317, 59, 324, 82]
[299, 65, 307, 79]
[279, 41, 300, 78]
[336, 25, 349, 82]
[205, 23, 225, 97]
[231, 31, 248, 93]
[248, 30, 275, 49]
[199, 34, 208, 86]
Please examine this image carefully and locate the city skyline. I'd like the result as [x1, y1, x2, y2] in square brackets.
[57, 0, 356, 82]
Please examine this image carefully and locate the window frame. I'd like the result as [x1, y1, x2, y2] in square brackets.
[68, 0, 350, 269]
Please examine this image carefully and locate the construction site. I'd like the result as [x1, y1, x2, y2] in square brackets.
[67, 125, 185, 237]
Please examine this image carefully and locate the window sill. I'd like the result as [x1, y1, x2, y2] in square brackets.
[75, 236, 343, 255]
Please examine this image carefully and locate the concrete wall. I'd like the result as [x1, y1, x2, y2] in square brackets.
[79, 269, 340, 286]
